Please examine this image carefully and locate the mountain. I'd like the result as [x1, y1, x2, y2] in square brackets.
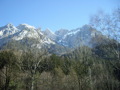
[0, 24, 18, 39]
[55, 29, 69, 41]
[54, 25, 108, 48]
[0, 24, 55, 49]
[0, 23, 111, 54]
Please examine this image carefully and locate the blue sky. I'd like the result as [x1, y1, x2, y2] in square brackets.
[0, 0, 119, 31]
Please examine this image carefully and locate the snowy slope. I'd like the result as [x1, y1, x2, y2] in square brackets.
[0, 23, 110, 50]
[0, 24, 18, 39]
[0, 24, 55, 49]
[54, 25, 106, 48]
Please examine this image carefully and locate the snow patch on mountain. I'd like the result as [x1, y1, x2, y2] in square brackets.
[0, 23, 110, 49]
[17, 24, 35, 30]
[0, 24, 56, 49]
[55, 25, 105, 48]
[63, 28, 80, 39]
[0, 24, 18, 39]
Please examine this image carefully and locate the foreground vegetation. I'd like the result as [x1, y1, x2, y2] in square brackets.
[0, 41, 120, 90]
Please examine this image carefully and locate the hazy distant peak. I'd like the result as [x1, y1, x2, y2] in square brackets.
[81, 24, 92, 29]
[55, 29, 69, 36]
[44, 29, 55, 34]
[55, 29, 69, 33]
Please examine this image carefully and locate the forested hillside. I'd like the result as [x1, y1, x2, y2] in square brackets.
[0, 41, 120, 90]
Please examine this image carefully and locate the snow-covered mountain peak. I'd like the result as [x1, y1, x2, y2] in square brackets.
[6, 23, 14, 28]
[3, 23, 17, 30]
[0, 24, 18, 38]
[17, 24, 35, 30]
[0, 23, 109, 50]
[55, 24, 105, 48]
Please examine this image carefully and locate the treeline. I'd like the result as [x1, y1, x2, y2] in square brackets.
[0, 41, 120, 90]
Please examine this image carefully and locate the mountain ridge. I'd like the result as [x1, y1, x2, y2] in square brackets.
[0, 24, 55, 49]
[0, 23, 111, 54]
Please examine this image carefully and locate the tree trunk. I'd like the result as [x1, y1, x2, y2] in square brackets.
[4, 76, 10, 90]
[31, 75, 35, 90]
[89, 67, 93, 90]
[77, 77, 81, 90]
[4, 67, 10, 90]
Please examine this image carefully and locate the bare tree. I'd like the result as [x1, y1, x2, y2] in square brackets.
[89, 8, 120, 65]
[21, 49, 48, 90]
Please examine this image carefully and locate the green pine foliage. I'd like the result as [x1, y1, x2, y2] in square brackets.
[0, 41, 120, 90]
